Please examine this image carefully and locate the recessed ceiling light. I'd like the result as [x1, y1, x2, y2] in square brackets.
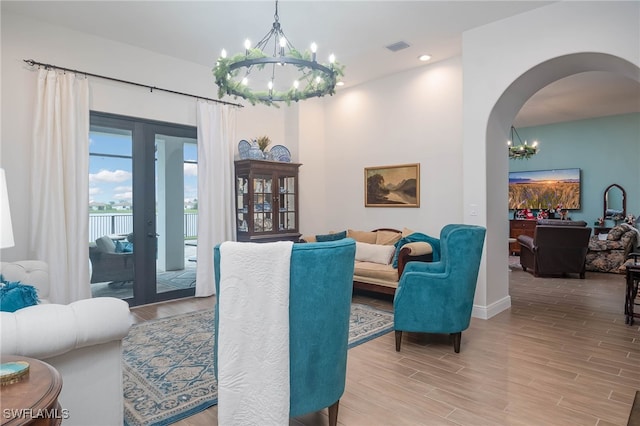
[336, 81, 345, 87]
[418, 54, 432, 62]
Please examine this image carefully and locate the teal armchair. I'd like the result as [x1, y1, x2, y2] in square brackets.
[393, 224, 486, 353]
[214, 238, 356, 426]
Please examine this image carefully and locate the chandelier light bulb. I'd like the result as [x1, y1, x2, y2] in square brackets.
[244, 39, 251, 50]
[310, 42, 318, 62]
[268, 81, 273, 90]
[293, 80, 299, 89]
[507, 140, 512, 146]
[242, 77, 248, 86]
[280, 37, 287, 48]
[221, 49, 227, 59]
[532, 141, 538, 147]
[315, 76, 322, 84]
[329, 53, 336, 64]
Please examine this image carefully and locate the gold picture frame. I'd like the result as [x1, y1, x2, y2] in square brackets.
[365, 163, 420, 207]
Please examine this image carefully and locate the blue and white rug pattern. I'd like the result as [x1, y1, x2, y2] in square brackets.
[123, 303, 393, 426]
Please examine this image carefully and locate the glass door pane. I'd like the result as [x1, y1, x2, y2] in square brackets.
[89, 127, 135, 300]
[154, 134, 198, 295]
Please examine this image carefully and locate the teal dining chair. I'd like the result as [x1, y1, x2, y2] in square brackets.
[214, 238, 356, 426]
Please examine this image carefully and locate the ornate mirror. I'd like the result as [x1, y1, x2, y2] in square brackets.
[603, 183, 626, 220]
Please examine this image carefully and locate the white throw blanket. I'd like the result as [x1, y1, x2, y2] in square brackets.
[218, 240, 293, 426]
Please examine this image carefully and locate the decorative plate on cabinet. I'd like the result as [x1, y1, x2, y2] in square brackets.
[238, 140, 251, 159]
[269, 145, 291, 162]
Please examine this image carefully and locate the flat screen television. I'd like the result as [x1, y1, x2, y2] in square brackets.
[508, 168, 581, 210]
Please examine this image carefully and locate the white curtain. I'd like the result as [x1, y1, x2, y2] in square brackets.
[195, 101, 237, 297]
[30, 69, 90, 303]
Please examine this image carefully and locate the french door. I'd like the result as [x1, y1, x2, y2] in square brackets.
[89, 111, 197, 306]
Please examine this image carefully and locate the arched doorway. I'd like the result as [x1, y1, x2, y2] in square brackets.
[479, 53, 639, 318]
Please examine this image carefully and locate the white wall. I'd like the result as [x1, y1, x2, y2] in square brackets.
[0, 12, 290, 261]
[463, 1, 640, 318]
[297, 100, 327, 234]
[311, 57, 463, 237]
[3, 3, 638, 319]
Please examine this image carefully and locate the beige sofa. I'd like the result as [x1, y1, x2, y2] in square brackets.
[301, 228, 434, 295]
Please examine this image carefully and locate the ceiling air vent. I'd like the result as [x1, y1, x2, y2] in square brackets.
[385, 41, 411, 52]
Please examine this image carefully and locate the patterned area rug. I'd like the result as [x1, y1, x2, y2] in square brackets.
[122, 303, 393, 425]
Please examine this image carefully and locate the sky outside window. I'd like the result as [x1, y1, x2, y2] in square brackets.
[89, 131, 198, 205]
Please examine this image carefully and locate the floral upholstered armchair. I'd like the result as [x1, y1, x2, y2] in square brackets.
[586, 223, 639, 273]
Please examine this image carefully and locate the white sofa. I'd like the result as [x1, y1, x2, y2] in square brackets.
[0, 260, 131, 426]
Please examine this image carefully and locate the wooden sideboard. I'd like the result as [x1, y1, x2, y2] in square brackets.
[509, 220, 537, 255]
[593, 226, 612, 236]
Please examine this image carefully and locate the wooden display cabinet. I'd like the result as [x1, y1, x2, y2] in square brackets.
[235, 159, 301, 243]
[509, 219, 537, 255]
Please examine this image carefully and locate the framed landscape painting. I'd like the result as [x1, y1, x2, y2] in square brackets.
[365, 163, 420, 207]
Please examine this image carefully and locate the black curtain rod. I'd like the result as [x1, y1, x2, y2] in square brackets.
[23, 59, 243, 108]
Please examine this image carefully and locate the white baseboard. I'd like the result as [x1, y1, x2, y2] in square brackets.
[471, 295, 512, 320]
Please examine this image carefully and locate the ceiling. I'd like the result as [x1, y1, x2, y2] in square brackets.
[4, 1, 639, 127]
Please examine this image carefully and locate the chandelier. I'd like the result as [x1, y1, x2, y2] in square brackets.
[508, 126, 539, 159]
[213, 1, 345, 107]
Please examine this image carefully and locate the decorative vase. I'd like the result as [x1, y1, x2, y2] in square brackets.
[248, 141, 263, 160]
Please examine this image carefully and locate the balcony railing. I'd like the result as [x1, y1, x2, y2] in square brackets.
[89, 213, 197, 242]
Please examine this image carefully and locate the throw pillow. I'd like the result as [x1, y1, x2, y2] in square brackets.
[116, 241, 134, 253]
[96, 235, 117, 253]
[0, 278, 40, 312]
[347, 229, 377, 244]
[355, 242, 396, 265]
[375, 230, 402, 246]
[316, 230, 347, 242]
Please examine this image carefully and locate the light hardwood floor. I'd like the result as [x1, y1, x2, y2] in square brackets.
[130, 267, 640, 425]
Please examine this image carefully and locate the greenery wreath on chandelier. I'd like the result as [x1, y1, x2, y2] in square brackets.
[213, 48, 345, 107]
[508, 144, 539, 160]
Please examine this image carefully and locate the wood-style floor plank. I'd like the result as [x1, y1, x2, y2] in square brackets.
[129, 268, 640, 425]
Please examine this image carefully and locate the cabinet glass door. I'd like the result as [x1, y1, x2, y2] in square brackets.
[278, 175, 296, 231]
[237, 177, 249, 233]
[253, 175, 273, 233]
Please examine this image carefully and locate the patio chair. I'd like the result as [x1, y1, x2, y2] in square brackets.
[89, 235, 134, 285]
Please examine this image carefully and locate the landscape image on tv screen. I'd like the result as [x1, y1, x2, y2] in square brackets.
[508, 168, 581, 210]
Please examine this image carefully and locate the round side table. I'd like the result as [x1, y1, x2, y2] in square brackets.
[1, 356, 63, 426]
